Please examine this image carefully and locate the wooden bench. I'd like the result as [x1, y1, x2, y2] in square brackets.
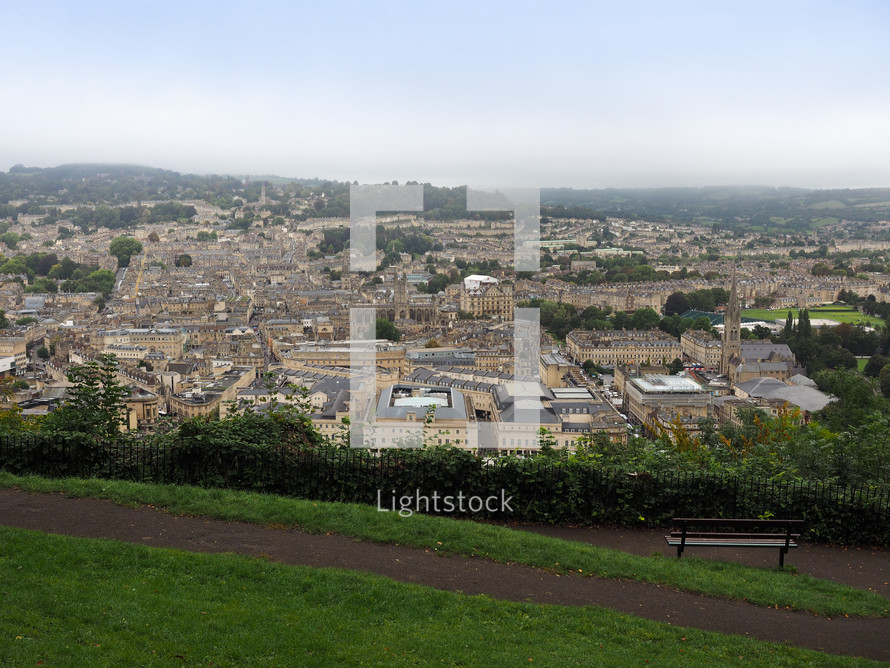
[665, 518, 803, 566]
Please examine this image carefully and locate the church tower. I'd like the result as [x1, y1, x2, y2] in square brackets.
[341, 249, 351, 291]
[721, 269, 741, 379]
[394, 271, 408, 305]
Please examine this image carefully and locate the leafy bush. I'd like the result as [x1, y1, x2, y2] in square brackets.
[1, 433, 888, 546]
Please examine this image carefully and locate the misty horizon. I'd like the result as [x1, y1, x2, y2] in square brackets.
[4, 2, 889, 191]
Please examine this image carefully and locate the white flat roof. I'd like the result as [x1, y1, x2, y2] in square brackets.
[394, 396, 448, 408]
[634, 375, 703, 393]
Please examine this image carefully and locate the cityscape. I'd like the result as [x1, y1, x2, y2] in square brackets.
[0, 165, 887, 451]
[2, 1, 889, 664]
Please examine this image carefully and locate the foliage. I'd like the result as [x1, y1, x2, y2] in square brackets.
[1, 432, 889, 547]
[108, 235, 143, 267]
[813, 368, 884, 431]
[58, 268, 116, 297]
[42, 354, 129, 442]
[664, 291, 690, 316]
[0, 377, 38, 433]
[376, 317, 401, 342]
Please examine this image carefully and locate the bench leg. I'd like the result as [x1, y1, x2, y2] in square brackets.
[779, 548, 785, 567]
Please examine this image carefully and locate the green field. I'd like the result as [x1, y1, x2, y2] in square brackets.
[854, 200, 890, 208]
[3, 527, 877, 667]
[742, 307, 884, 327]
[811, 217, 840, 227]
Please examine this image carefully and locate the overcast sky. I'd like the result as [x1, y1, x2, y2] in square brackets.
[3, 1, 889, 189]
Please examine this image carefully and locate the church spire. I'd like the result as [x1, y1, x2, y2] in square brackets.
[721, 267, 741, 378]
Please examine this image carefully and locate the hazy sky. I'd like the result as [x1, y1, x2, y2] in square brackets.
[3, 1, 889, 188]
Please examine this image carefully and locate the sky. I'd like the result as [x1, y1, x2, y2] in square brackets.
[2, 1, 890, 189]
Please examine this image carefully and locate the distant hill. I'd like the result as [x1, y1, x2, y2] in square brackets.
[4, 164, 890, 232]
[541, 186, 890, 231]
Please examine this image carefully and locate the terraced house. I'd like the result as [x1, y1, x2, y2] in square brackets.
[566, 329, 681, 368]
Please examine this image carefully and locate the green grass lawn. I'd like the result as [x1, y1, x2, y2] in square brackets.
[742, 307, 883, 327]
[0, 527, 881, 667]
[857, 357, 869, 372]
[2, 473, 887, 618]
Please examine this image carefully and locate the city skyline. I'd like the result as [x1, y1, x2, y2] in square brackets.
[3, 1, 890, 189]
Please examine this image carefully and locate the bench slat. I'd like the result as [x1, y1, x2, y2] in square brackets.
[669, 532, 801, 540]
[665, 538, 798, 548]
[672, 518, 803, 527]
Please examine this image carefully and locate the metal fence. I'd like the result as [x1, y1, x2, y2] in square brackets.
[2, 433, 888, 544]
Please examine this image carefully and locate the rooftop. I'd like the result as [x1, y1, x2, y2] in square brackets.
[632, 374, 704, 393]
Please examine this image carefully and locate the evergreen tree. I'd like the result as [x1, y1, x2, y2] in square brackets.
[783, 310, 794, 339]
[797, 309, 812, 339]
[43, 354, 129, 440]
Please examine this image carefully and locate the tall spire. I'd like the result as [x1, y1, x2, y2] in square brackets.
[721, 267, 741, 378]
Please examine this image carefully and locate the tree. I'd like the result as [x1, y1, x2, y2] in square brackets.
[36, 345, 49, 360]
[109, 236, 143, 268]
[797, 309, 812, 339]
[0, 231, 20, 249]
[752, 295, 773, 308]
[147, 231, 160, 243]
[376, 318, 401, 342]
[687, 289, 715, 312]
[0, 310, 8, 329]
[692, 315, 714, 333]
[880, 365, 890, 397]
[751, 324, 772, 339]
[783, 310, 795, 339]
[664, 291, 691, 316]
[48, 256, 78, 280]
[43, 354, 129, 440]
[668, 357, 684, 374]
[427, 273, 449, 294]
[612, 311, 632, 330]
[863, 353, 889, 378]
[175, 254, 193, 267]
[0, 376, 32, 433]
[631, 308, 661, 330]
[815, 367, 884, 431]
[35, 253, 58, 275]
[822, 347, 857, 370]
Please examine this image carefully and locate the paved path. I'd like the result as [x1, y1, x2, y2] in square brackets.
[1, 489, 888, 661]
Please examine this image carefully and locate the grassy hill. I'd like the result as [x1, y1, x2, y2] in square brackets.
[4, 526, 872, 667]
